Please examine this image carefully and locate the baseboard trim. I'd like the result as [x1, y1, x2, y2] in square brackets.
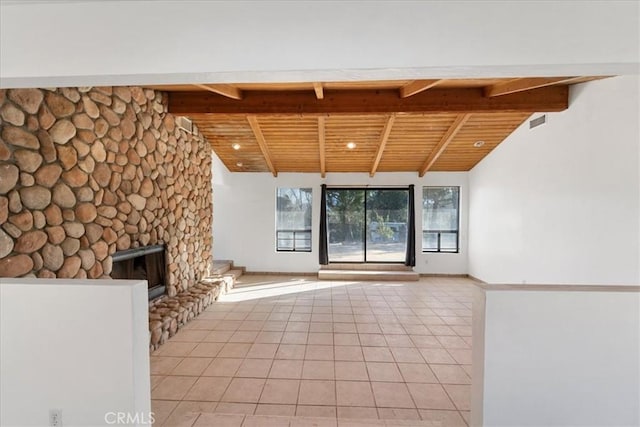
[466, 274, 487, 284]
[243, 271, 318, 277]
[243, 271, 487, 282]
[418, 273, 470, 278]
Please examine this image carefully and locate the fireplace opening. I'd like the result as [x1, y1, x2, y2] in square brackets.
[111, 245, 167, 300]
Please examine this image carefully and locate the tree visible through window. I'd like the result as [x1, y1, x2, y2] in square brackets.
[422, 187, 459, 253]
[276, 188, 312, 252]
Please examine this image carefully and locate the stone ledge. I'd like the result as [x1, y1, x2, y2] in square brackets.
[148, 275, 235, 351]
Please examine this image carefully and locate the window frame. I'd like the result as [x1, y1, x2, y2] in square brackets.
[275, 187, 313, 253]
[421, 186, 460, 254]
[325, 187, 410, 264]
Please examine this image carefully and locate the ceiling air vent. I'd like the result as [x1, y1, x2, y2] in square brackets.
[176, 116, 193, 133]
[529, 115, 546, 129]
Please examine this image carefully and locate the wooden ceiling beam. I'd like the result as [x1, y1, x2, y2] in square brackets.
[313, 83, 324, 100]
[484, 77, 582, 97]
[246, 115, 277, 177]
[169, 86, 568, 116]
[193, 83, 243, 100]
[399, 79, 443, 98]
[370, 115, 396, 177]
[419, 114, 471, 177]
[318, 116, 326, 178]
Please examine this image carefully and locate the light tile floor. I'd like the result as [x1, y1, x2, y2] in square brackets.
[151, 275, 474, 427]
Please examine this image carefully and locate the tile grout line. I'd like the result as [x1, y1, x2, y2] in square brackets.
[153, 277, 475, 426]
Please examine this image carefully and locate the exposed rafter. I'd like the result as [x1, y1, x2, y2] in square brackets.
[246, 115, 277, 177]
[193, 83, 243, 100]
[419, 114, 471, 177]
[169, 86, 568, 116]
[399, 79, 442, 98]
[484, 77, 581, 97]
[318, 116, 326, 177]
[160, 76, 606, 174]
[370, 115, 396, 177]
[313, 82, 324, 100]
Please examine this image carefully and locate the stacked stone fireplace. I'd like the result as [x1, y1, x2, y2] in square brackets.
[111, 245, 167, 300]
[0, 86, 212, 300]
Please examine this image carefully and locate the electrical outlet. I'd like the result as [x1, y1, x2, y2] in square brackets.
[49, 409, 62, 427]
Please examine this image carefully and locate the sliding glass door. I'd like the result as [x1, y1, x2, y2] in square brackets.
[326, 189, 365, 262]
[366, 189, 409, 262]
[326, 188, 409, 263]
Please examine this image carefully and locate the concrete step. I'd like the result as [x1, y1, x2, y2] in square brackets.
[223, 268, 244, 280]
[211, 260, 233, 275]
[321, 263, 412, 271]
[318, 269, 419, 281]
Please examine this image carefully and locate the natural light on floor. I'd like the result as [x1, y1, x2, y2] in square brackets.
[221, 278, 379, 302]
[151, 275, 474, 426]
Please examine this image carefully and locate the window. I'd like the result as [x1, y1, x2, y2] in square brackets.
[422, 187, 459, 253]
[276, 188, 312, 252]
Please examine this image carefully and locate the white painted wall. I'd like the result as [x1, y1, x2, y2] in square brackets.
[1, 1, 638, 88]
[0, 279, 151, 427]
[212, 153, 468, 274]
[472, 285, 640, 426]
[469, 76, 640, 285]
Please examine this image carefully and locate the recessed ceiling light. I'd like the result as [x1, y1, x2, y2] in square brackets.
[236, 162, 243, 167]
[473, 140, 485, 148]
[232, 143, 241, 150]
[346, 142, 357, 149]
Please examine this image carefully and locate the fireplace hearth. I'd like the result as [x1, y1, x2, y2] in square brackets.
[112, 245, 167, 300]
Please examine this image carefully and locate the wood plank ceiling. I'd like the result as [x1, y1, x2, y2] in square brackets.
[151, 77, 604, 176]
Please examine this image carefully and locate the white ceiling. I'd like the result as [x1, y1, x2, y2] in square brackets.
[1, 1, 638, 88]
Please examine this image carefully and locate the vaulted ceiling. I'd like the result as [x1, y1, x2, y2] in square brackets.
[150, 77, 605, 176]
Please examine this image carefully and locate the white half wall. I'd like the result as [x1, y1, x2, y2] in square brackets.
[468, 76, 640, 285]
[472, 285, 640, 426]
[212, 153, 468, 274]
[1, 1, 638, 88]
[0, 279, 151, 427]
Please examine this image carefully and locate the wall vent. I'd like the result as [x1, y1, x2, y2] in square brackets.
[176, 116, 193, 133]
[529, 115, 547, 129]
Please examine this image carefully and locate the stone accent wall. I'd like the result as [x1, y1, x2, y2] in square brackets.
[0, 86, 212, 296]
[149, 276, 234, 351]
